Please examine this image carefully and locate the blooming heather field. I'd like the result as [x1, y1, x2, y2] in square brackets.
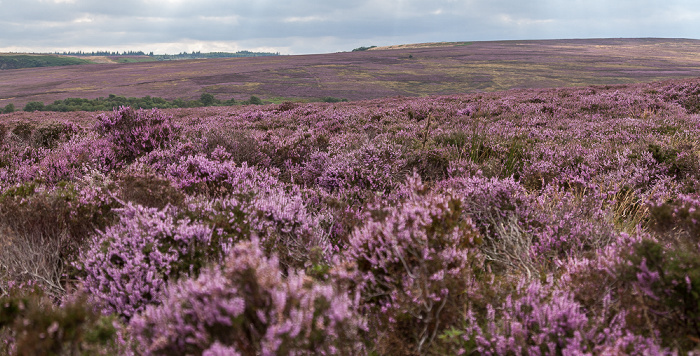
[3, 38, 700, 110]
[1, 77, 700, 355]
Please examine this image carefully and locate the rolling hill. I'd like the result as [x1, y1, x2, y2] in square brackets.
[2, 38, 700, 109]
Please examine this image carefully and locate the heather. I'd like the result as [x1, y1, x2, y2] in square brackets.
[1, 78, 700, 354]
[5, 38, 700, 110]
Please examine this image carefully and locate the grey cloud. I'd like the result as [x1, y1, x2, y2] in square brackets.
[1, 0, 699, 54]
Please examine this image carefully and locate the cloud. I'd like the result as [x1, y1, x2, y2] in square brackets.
[0, 0, 699, 54]
[283, 16, 327, 23]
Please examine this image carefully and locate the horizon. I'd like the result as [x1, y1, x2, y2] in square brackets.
[3, 37, 699, 57]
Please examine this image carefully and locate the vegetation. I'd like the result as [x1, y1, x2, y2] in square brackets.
[2, 77, 700, 354]
[351, 46, 377, 52]
[19, 94, 267, 112]
[0, 55, 91, 70]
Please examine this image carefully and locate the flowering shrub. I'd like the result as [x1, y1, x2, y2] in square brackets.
[0, 288, 119, 355]
[455, 278, 667, 355]
[348, 175, 482, 354]
[130, 239, 365, 355]
[94, 106, 179, 163]
[617, 239, 700, 350]
[190, 186, 330, 271]
[79, 203, 220, 319]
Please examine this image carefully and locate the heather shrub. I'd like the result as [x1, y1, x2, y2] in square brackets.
[453, 278, 666, 355]
[260, 129, 330, 176]
[190, 185, 330, 272]
[348, 175, 482, 354]
[0, 124, 7, 144]
[0, 289, 119, 355]
[79, 203, 223, 319]
[442, 175, 531, 235]
[276, 101, 299, 112]
[165, 155, 281, 197]
[117, 172, 185, 209]
[648, 143, 700, 182]
[130, 239, 365, 355]
[618, 239, 700, 351]
[317, 139, 406, 194]
[403, 148, 450, 182]
[528, 186, 617, 263]
[31, 122, 79, 149]
[0, 180, 117, 298]
[648, 193, 700, 239]
[204, 129, 268, 167]
[93, 106, 179, 163]
[11, 122, 33, 142]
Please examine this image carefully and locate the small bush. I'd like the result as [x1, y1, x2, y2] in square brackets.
[0, 182, 117, 298]
[0, 289, 119, 355]
[619, 239, 700, 351]
[0, 123, 6, 144]
[11, 122, 33, 142]
[79, 203, 223, 319]
[23, 101, 45, 112]
[2, 103, 14, 114]
[118, 173, 185, 209]
[204, 129, 268, 166]
[276, 101, 298, 111]
[94, 106, 180, 163]
[454, 279, 666, 355]
[321, 97, 348, 103]
[348, 175, 482, 354]
[31, 122, 79, 149]
[130, 239, 365, 355]
[245, 96, 263, 105]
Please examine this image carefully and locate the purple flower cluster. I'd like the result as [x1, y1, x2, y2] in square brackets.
[130, 239, 365, 355]
[464, 278, 667, 355]
[94, 106, 179, 164]
[79, 203, 217, 319]
[349, 175, 481, 352]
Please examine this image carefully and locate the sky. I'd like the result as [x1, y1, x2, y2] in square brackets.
[1, 0, 700, 55]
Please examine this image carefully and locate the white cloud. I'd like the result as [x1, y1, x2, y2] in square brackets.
[498, 14, 555, 26]
[72, 14, 95, 23]
[283, 15, 327, 23]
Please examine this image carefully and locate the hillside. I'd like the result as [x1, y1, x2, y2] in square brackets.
[0, 54, 92, 70]
[2, 38, 700, 109]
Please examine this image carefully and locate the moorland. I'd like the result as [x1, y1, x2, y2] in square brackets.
[3, 38, 700, 110]
[1, 39, 700, 355]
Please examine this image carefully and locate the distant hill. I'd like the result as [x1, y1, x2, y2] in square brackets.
[0, 54, 92, 70]
[2, 38, 700, 109]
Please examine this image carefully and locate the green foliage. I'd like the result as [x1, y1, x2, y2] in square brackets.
[0, 289, 119, 355]
[351, 46, 377, 52]
[199, 93, 218, 106]
[320, 96, 348, 103]
[2, 104, 14, 114]
[23, 101, 45, 112]
[20, 93, 264, 112]
[247, 95, 264, 105]
[0, 55, 90, 70]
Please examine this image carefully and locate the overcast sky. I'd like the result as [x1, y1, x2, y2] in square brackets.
[1, 0, 699, 55]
